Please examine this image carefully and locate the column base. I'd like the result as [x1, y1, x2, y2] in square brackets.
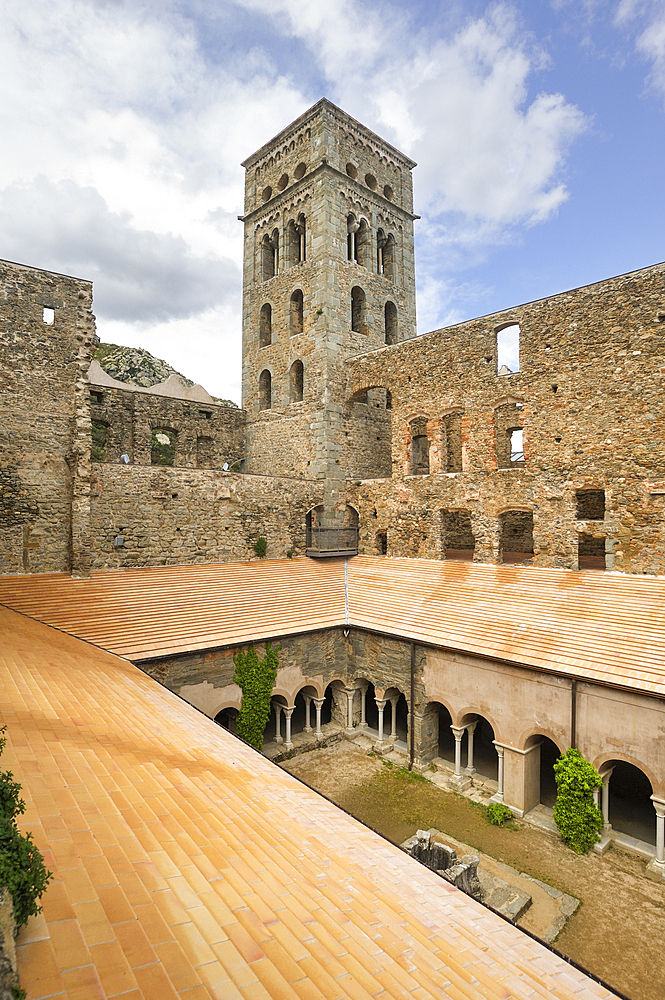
[593, 835, 612, 855]
[465, 766, 476, 776]
[374, 740, 394, 754]
[488, 791, 504, 805]
[303, 726, 312, 733]
[315, 732, 324, 741]
[448, 773, 472, 792]
[284, 741, 293, 751]
[344, 727, 357, 739]
[274, 736, 284, 744]
[645, 857, 665, 881]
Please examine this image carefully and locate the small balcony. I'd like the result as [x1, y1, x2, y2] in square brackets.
[306, 526, 358, 558]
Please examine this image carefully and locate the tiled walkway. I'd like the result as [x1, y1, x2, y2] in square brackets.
[1, 605, 617, 999]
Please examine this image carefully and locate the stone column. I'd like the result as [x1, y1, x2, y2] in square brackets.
[359, 683, 368, 728]
[376, 699, 387, 743]
[489, 744, 505, 803]
[389, 696, 399, 741]
[646, 797, 665, 876]
[600, 767, 614, 832]
[465, 721, 477, 775]
[283, 707, 294, 750]
[313, 698, 325, 740]
[303, 696, 312, 733]
[448, 727, 471, 791]
[344, 687, 356, 736]
[273, 701, 283, 744]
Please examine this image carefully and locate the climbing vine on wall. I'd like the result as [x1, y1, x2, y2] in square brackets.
[233, 643, 279, 750]
[553, 747, 604, 854]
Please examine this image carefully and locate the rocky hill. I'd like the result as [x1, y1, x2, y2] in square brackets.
[94, 344, 237, 407]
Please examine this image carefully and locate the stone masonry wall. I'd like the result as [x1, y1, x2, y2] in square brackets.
[345, 262, 665, 574]
[0, 258, 96, 575]
[90, 385, 245, 469]
[90, 466, 323, 568]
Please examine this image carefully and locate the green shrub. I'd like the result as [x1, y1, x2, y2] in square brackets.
[253, 536, 267, 558]
[553, 747, 603, 854]
[233, 644, 279, 749]
[0, 727, 52, 927]
[486, 802, 514, 826]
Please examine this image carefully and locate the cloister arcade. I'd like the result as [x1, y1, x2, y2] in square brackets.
[208, 660, 665, 869]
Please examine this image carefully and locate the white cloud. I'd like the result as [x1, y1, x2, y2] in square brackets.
[616, 1, 665, 102]
[0, 0, 589, 392]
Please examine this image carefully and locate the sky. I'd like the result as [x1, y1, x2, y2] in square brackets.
[1, 0, 664, 403]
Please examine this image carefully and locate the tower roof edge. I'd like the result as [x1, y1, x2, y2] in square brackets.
[240, 98, 417, 170]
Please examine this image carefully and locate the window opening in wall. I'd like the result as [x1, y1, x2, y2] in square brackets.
[578, 533, 606, 571]
[196, 436, 215, 469]
[576, 489, 605, 520]
[499, 510, 533, 564]
[351, 286, 367, 334]
[509, 428, 524, 463]
[287, 216, 306, 265]
[296, 214, 306, 262]
[441, 510, 474, 561]
[384, 301, 398, 345]
[365, 173, 377, 190]
[410, 418, 429, 475]
[347, 214, 359, 262]
[90, 390, 104, 405]
[346, 163, 358, 179]
[294, 162, 307, 180]
[497, 323, 520, 374]
[261, 230, 279, 280]
[377, 531, 388, 555]
[151, 428, 176, 467]
[377, 230, 395, 279]
[383, 184, 393, 201]
[91, 420, 108, 463]
[199, 410, 212, 419]
[43, 306, 55, 324]
[262, 186, 272, 202]
[442, 412, 463, 472]
[259, 369, 272, 410]
[355, 219, 370, 268]
[259, 303, 272, 347]
[277, 172, 288, 191]
[290, 289, 304, 335]
[289, 360, 304, 402]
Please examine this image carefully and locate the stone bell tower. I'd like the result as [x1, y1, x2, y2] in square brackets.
[239, 99, 417, 531]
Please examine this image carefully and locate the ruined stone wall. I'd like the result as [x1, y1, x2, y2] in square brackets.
[345, 263, 665, 574]
[89, 466, 323, 568]
[89, 385, 246, 469]
[0, 259, 96, 575]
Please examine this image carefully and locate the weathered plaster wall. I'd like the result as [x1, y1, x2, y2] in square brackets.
[345, 262, 665, 574]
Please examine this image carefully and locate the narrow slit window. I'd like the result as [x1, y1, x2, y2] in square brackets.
[510, 428, 524, 463]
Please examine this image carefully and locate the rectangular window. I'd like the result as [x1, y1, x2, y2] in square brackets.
[43, 307, 55, 324]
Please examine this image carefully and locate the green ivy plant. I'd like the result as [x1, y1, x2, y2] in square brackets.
[0, 727, 53, 927]
[233, 644, 279, 749]
[553, 747, 604, 854]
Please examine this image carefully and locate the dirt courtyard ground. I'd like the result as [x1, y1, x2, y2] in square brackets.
[282, 741, 665, 1000]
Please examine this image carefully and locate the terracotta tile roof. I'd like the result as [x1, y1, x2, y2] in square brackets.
[347, 557, 665, 695]
[1, 556, 665, 696]
[1, 606, 617, 999]
[0, 558, 346, 660]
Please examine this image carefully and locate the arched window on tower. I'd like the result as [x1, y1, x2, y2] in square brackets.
[289, 360, 304, 402]
[383, 233, 396, 280]
[384, 301, 398, 344]
[287, 215, 306, 266]
[296, 213, 306, 263]
[347, 214, 359, 262]
[377, 229, 385, 273]
[356, 219, 370, 268]
[259, 369, 272, 411]
[259, 303, 272, 347]
[290, 289, 304, 335]
[351, 286, 367, 334]
[260, 231, 279, 281]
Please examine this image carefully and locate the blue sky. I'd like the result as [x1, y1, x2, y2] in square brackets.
[0, 0, 663, 402]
